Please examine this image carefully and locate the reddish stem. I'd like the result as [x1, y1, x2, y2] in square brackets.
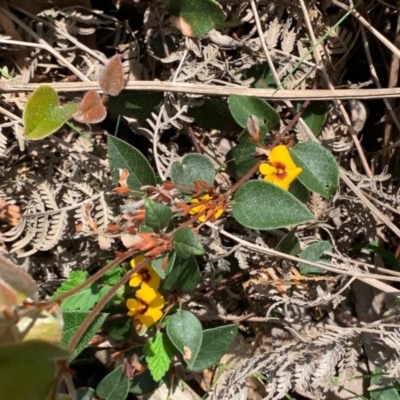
[66, 257, 151, 353]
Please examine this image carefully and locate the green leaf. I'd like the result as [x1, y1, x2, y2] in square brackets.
[61, 311, 108, 361]
[104, 317, 132, 342]
[96, 365, 130, 400]
[151, 252, 175, 279]
[144, 198, 172, 231]
[101, 266, 124, 286]
[232, 180, 315, 230]
[76, 387, 96, 400]
[228, 94, 279, 133]
[294, 101, 328, 137]
[370, 366, 400, 400]
[298, 241, 332, 275]
[108, 135, 157, 193]
[51, 271, 110, 312]
[225, 132, 259, 179]
[187, 324, 238, 371]
[107, 92, 163, 122]
[169, 0, 226, 37]
[170, 153, 215, 188]
[23, 85, 79, 140]
[144, 332, 175, 381]
[0, 340, 69, 400]
[129, 347, 162, 395]
[61, 287, 100, 312]
[237, 64, 277, 89]
[288, 179, 311, 203]
[290, 142, 339, 198]
[187, 98, 240, 131]
[275, 228, 301, 256]
[166, 310, 203, 363]
[51, 271, 88, 299]
[162, 255, 200, 291]
[173, 228, 205, 259]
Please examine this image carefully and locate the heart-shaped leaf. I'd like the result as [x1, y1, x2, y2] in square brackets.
[186, 324, 238, 371]
[298, 241, 332, 275]
[23, 85, 79, 140]
[96, 365, 130, 400]
[73, 90, 107, 124]
[99, 55, 124, 96]
[108, 135, 157, 193]
[162, 255, 200, 292]
[290, 142, 339, 199]
[228, 94, 279, 133]
[294, 101, 328, 137]
[226, 131, 264, 179]
[144, 198, 172, 231]
[275, 228, 301, 256]
[173, 228, 205, 259]
[170, 153, 215, 188]
[232, 180, 315, 230]
[166, 310, 203, 362]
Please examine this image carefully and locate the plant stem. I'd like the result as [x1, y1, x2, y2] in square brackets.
[66, 257, 151, 353]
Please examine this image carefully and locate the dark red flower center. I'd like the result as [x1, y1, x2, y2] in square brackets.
[138, 300, 149, 315]
[141, 268, 151, 283]
[274, 162, 287, 180]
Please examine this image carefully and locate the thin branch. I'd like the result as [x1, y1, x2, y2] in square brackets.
[2, 81, 400, 100]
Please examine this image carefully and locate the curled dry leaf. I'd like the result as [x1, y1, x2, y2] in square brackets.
[99, 54, 124, 96]
[73, 90, 107, 124]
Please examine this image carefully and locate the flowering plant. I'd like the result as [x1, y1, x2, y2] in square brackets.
[44, 91, 339, 393]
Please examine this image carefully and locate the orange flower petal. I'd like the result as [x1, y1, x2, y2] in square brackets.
[135, 308, 163, 328]
[130, 255, 160, 289]
[270, 177, 290, 190]
[129, 274, 142, 287]
[190, 203, 206, 216]
[270, 166, 303, 190]
[136, 284, 164, 305]
[126, 298, 143, 312]
[197, 214, 206, 222]
[269, 145, 297, 170]
[281, 167, 302, 187]
[259, 162, 277, 176]
[147, 268, 161, 289]
[263, 174, 277, 184]
[131, 254, 147, 268]
[215, 207, 224, 220]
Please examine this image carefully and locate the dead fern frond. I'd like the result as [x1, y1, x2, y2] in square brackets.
[210, 329, 361, 400]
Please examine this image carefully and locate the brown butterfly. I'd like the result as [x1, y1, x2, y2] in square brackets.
[73, 55, 124, 124]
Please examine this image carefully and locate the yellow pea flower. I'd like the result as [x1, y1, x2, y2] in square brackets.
[126, 285, 165, 328]
[129, 254, 160, 289]
[189, 194, 225, 222]
[259, 145, 302, 190]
